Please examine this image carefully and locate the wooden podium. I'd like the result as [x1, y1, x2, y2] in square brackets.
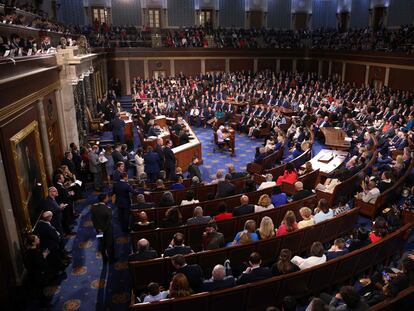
[320, 127, 351, 150]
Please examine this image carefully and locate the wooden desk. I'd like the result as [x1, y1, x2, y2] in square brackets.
[172, 120, 202, 171]
[154, 115, 167, 128]
[119, 112, 134, 147]
[320, 127, 351, 150]
[305, 149, 348, 176]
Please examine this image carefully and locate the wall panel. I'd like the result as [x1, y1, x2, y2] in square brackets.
[148, 59, 171, 77]
[219, 0, 244, 27]
[229, 59, 254, 72]
[389, 68, 414, 92]
[168, 0, 195, 26]
[57, 0, 85, 25]
[205, 59, 226, 72]
[258, 59, 277, 71]
[296, 59, 318, 73]
[388, 0, 414, 27]
[368, 65, 386, 85]
[111, 0, 141, 26]
[350, 0, 369, 28]
[344, 63, 365, 86]
[267, 0, 291, 29]
[280, 59, 292, 72]
[311, 0, 338, 29]
[129, 60, 145, 79]
[174, 60, 201, 77]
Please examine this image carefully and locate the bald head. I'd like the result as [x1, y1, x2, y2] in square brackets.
[294, 181, 303, 191]
[212, 264, 226, 281]
[139, 211, 148, 222]
[241, 195, 249, 205]
[137, 238, 149, 251]
[42, 211, 53, 221]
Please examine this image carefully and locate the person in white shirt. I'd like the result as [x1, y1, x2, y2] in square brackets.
[313, 198, 334, 224]
[258, 174, 275, 190]
[142, 282, 168, 303]
[291, 242, 327, 270]
[180, 190, 199, 206]
[357, 180, 380, 204]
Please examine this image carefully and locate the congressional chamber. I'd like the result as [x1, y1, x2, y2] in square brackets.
[1, 0, 414, 310]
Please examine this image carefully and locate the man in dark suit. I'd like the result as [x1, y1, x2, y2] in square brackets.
[54, 173, 76, 233]
[187, 156, 202, 182]
[291, 181, 313, 201]
[215, 174, 236, 199]
[154, 138, 165, 170]
[143, 146, 161, 183]
[112, 172, 136, 232]
[164, 232, 194, 257]
[228, 164, 246, 180]
[112, 144, 125, 165]
[164, 139, 176, 181]
[233, 195, 254, 216]
[43, 187, 65, 235]
[202, 264, 235, 291]
[236, 252, 272, 285]
[112, 113, 125, 143]
[112, 161, 126, 182]
[91, 193, 115, 263]
[128, 238, 158, 261]
[171, 254, 203, 292]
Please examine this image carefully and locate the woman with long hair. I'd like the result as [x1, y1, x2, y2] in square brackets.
[276, 162, 298, 185]
[271, 248, 299, 276]
[257, 216, 276, 240]
[162, 206, 182, 228]
[232, 219, 259, 245]
[168, 273, 192, 298]
[277, 210, 298, 236]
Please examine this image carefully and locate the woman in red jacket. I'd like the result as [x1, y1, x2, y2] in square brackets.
[276, 163, 298, 186]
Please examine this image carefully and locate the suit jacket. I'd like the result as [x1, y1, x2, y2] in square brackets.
[176, 264, 203, 291]
[112, 117, 125, 134]
[291, 189, 313, 201]
[55, 182, 71, 205]
[88, 151, 101, 173]
[155, 144, 165, 168]
[90, 202, 112, 232]
[164, 245, 193, 257]
[128, 249, 158, 262]
[112, 150, 124, 164]
[201, 276, 235, 291]
[143, 151, 160, 174]
[186, 215, 211, 225]
[43, 196, 63, 234]
[230, 172, 246, 180]
[34, 220, 61, 251]
[188, 163, 202, 181]
[215, 181, 236, 198]
[113, 180, 134, 208]
[237, 266, 272, 285]
[164, 147, 176, 169]
[233, 204, 255, 216]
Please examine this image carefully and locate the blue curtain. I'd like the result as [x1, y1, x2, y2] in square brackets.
[168, 0, 195, 27]
[111, 0, 141, 26]
[57, 0, 85, 25]
[311, 0, 338, 29]
[350, 0, 369, 28]
[388, 0, 414, 27]
[268, 0, 292, 29]
[219, 0, 245, 28]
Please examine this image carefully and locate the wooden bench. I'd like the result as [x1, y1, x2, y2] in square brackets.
[130, 195, 318, 254]
[129, 207, 359, 292]
[356, 158, 414, 219]
[281, 169, 320, 195]
[129, 223, 412, 310]
[367, 285, 414, 310]
[246, 147, 284, 175]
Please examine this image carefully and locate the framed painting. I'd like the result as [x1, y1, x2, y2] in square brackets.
[10, 121, 48, 232]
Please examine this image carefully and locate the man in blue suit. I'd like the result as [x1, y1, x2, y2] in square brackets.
[112, 172, 136, 232]
[112, 113, 125, 143]
[143, 146, 161, 183]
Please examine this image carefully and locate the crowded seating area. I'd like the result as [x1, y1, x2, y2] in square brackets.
[2, 0, 414, 310]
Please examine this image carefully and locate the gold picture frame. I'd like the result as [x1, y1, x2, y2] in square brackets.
[10, 121, 48, 232]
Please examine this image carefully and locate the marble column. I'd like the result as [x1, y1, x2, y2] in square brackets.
[225, 59, 230, 73]
[201, 59, 206, 75]
[365, 65, 370, 86]
[342, 62, 346, 82]
[328, 61, 332, 76]
[384, 67, 390, 86]
[276, 59, 280, 73]
[125, 60, 131, 95]
[170, 60, 175, 77]
[55, 87, 79, 151]
[37, 98, 54, 179]
[253, 58, 258, 72]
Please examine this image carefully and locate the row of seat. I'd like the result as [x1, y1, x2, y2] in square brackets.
[131, 193, 318, 254]
[128, 223, 412, 310]
[129, 204, 358, 291]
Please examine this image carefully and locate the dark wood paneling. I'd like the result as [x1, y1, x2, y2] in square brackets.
[229, 59, 253, 72]
[148, 59, 171, 77]
[174, 60, 201, 77]
[107, 60, 126, 93]
[368, 65, 386, 85]
[344, 63, 366, 86]
[258, 59, 276, 71]
[129, 60, 145, 79]
[205, 59, 225, 72]
[322, 60, 329, 78]
[389, 68, 414, 92]
[249, 11, 264, 28]
[42, 92, 62, 171]
[296, 59, 318, 73]
[331, 61, 343, 76]
[280, 59, 292, 72]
